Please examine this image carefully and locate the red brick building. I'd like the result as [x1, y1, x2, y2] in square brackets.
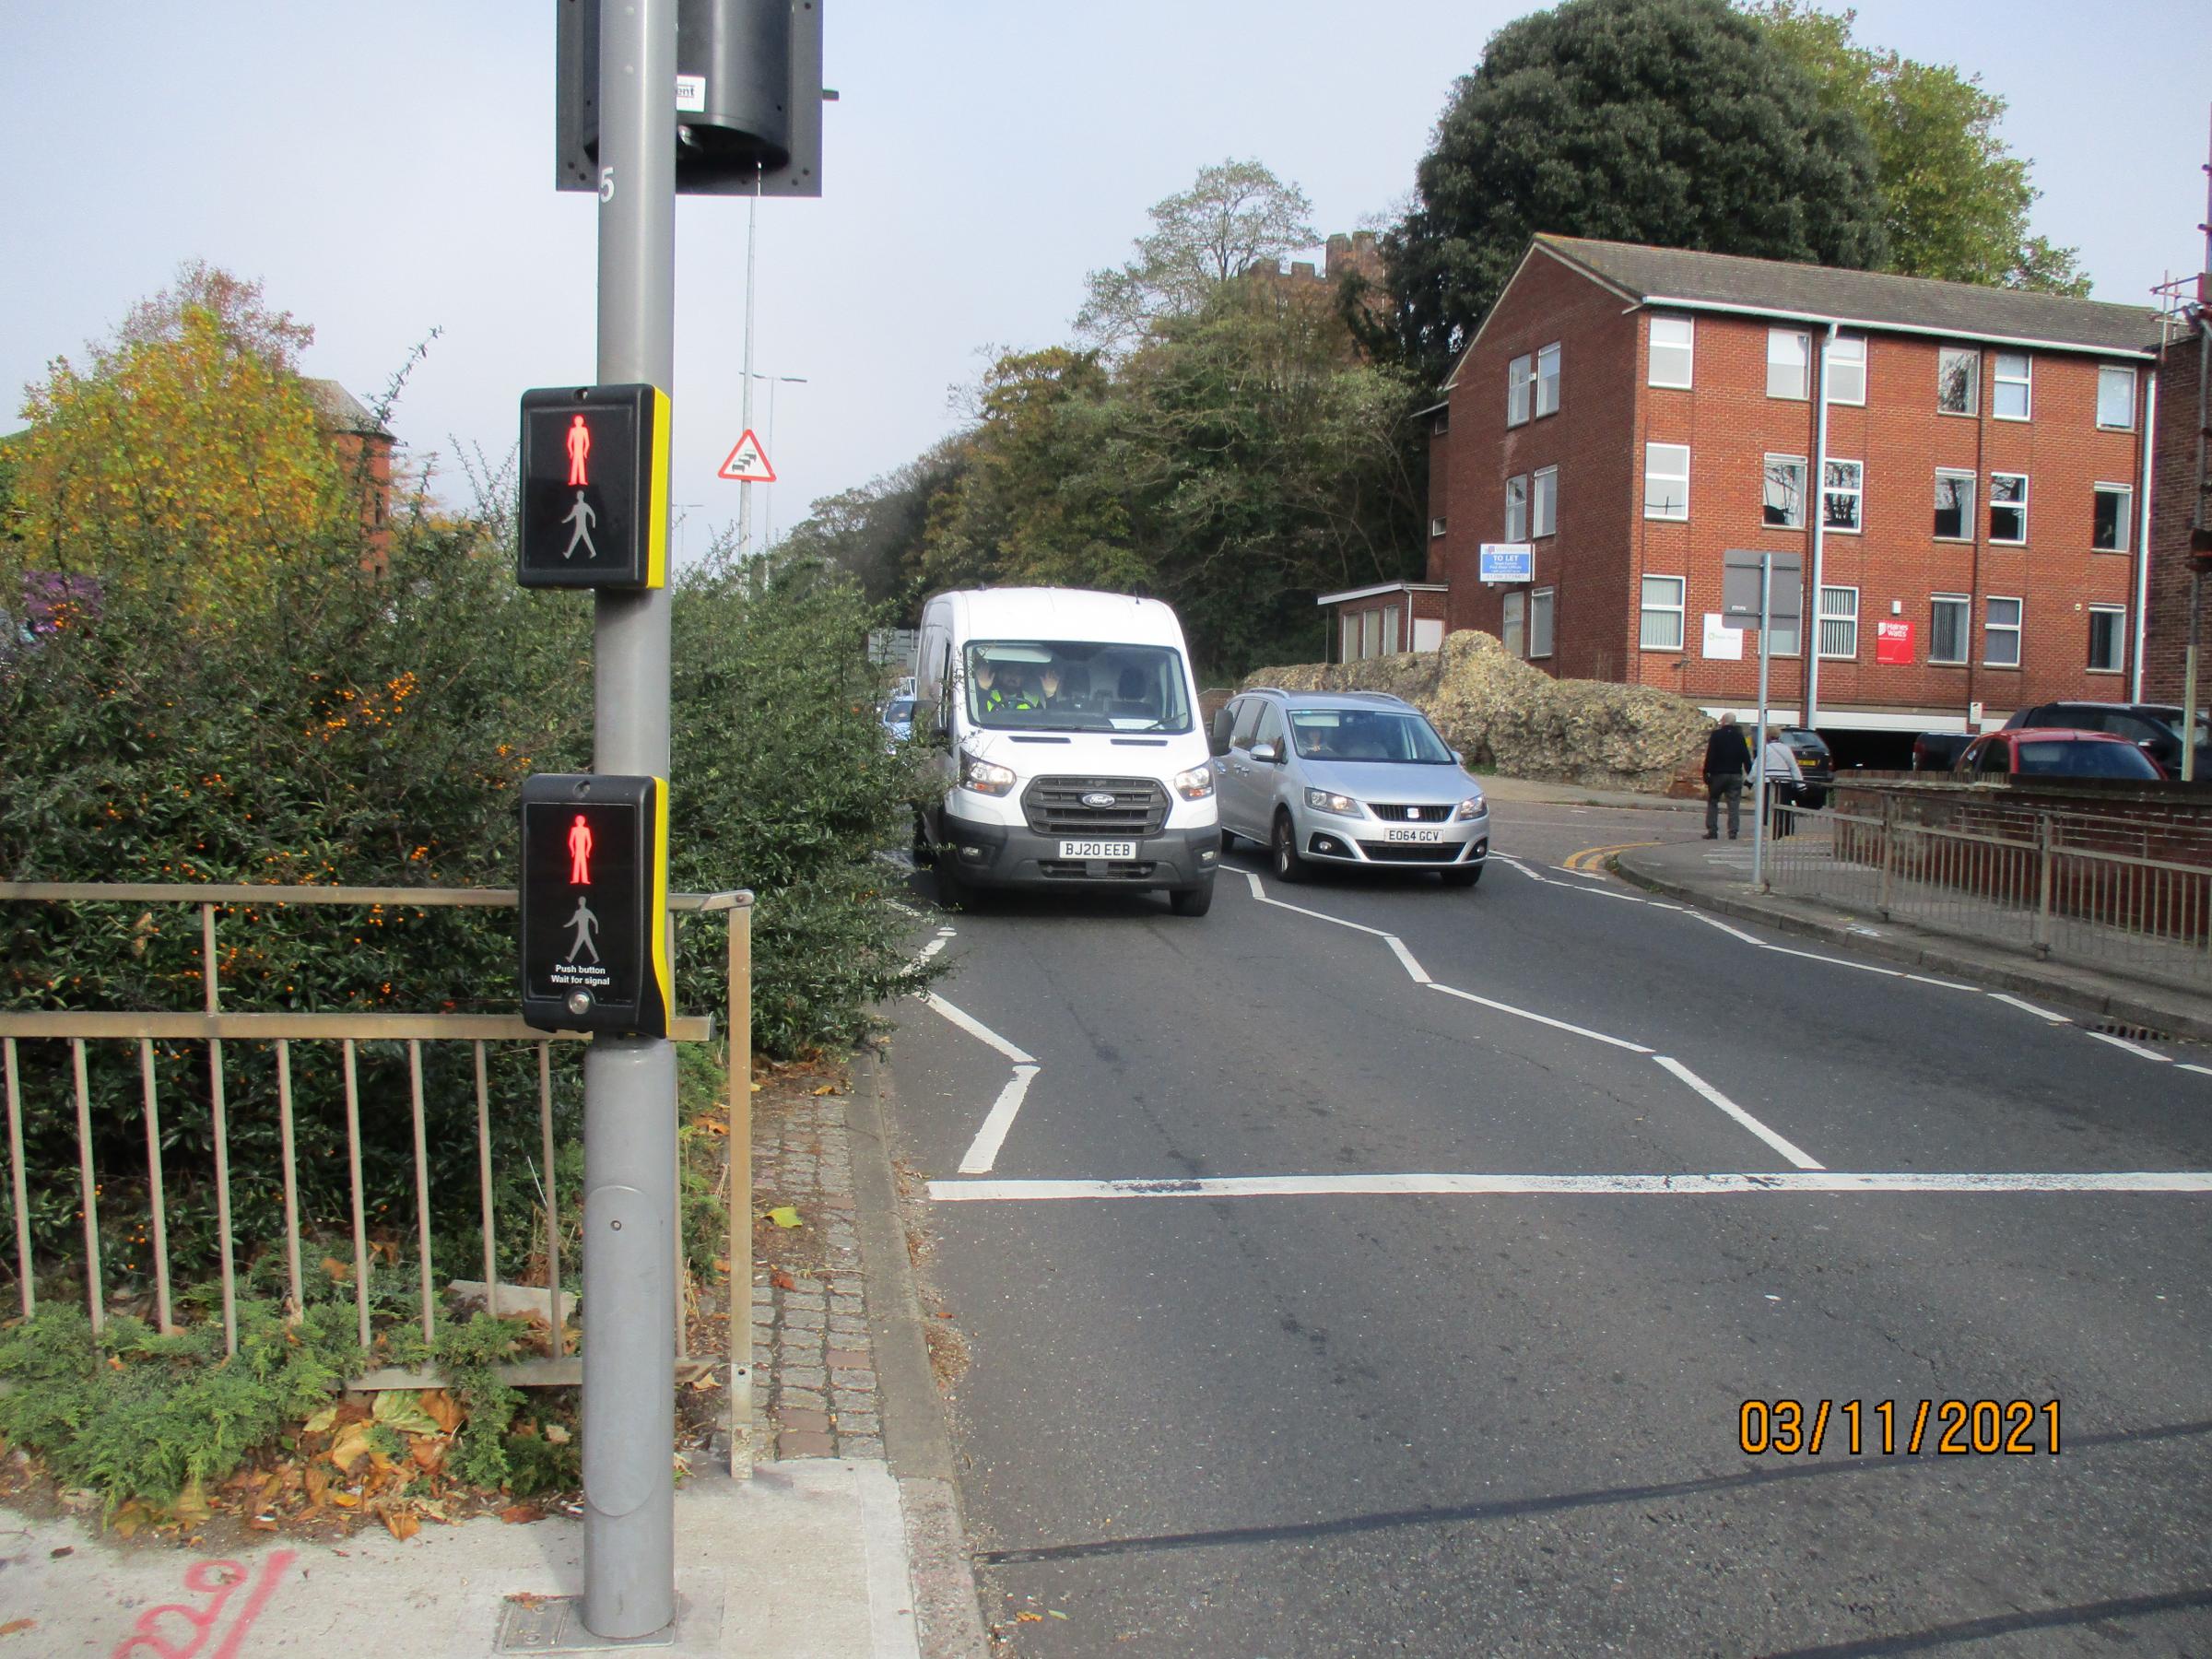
[1418, 236, 2166, 753]
[304, 378, 395, 571]
[2141, 314, 2208, 705]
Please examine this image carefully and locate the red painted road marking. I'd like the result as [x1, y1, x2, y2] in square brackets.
[112, 1549, 295, 1659]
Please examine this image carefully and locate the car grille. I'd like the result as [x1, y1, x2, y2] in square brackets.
[1369, 803, 1454, 822]
[1355, 840, 1466, 863]
[1021, 776, 1169, 837]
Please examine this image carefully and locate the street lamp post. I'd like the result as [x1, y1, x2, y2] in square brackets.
[750, 373, 806, 554]
[673, 501, 705, 565]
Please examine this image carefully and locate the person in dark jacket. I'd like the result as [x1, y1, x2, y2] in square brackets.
[1703, 713, 1752, 840]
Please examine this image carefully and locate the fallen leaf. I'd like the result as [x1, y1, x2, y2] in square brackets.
[771, 1268, 797, 1291]
[1048, 1610, 1069, 1620]
[247, 1516, 278, 1533]
[46, 1547, 71, 1560]
[766, 1206, 802, 1230]
[500, 1504, 542, 1525]
[811, 1084, 838, 1096]
[506, 1591, 552, 1608]
[304, 1465, 331, 1508]
[690, 1373, 721, 1391]
[0, 1618, 34, 1636]
[322, 1255, 352, 1284]
[111, 1502, 150, 1539]
[418, 1389, 465, 1434]
[712, 1257, 731, 1275]
[330, 1489, 359, 1509]
[543, 1423, 571, 1445]
[409, 1440, 447, 1474]
[691, 1118, 728, 1135]
[380, 1506, 421, 1541]
[372, 1391, 441, 1436]
[302, 1406, 339, 1435]
[328, 1423, 375, 1474]
[1017, 1611, 1043, 1623]
[173, 1477, 213, 1527]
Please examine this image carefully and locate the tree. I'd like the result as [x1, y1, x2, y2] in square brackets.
[1075, 159, 1319, 353]
[1383, 0, 1887, 385]
[10, 264, 349, 608]
[1748, 2, 2089, 296]
[775, 438, 969, 614]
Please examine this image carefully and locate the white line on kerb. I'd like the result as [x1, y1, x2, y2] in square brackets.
[1988, 993, 2070, 1023]
[959, 1064, 1041, 1174]
[2088, 1030, 2171, 1062]
[927, 1170, 2212, 1202]
[1652, 1055, 1823, 1171]
[923, 994, 1037, 1066]
[1762, 944, 1902, 979]
[1427, 982, 1654, 1054]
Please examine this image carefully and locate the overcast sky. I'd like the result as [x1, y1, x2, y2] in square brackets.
[6, 3, 2206, 560]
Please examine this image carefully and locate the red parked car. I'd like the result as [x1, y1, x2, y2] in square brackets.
[1952, 728, 2168, 782]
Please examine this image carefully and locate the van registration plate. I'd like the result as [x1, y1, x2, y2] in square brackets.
[1384, 828, 1444, 843]
[1060, 840, 1136, 859]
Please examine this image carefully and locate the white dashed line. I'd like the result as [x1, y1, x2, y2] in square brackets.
[1762, 944, 1904, 978]
[959, 1064, 1041, 1174]
[2087, 1030, 2171, 1063]
[929, 1170, 2212, 1202]
[1427, 982, 1654, 1055]
[1652, 1055, 1824, 1171]
[1988, 994, 2070, 1023]
[923, 993, 1037, 1066]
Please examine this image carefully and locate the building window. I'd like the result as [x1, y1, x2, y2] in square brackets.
[1360, 609, 1380, 660]
[1930, 594, 1970, 665]
[1532, 466, 1558, 537]
[1826, 333, 1866, 405]
[1821, 459, 1864, 533]
[2097, 365, 2136, 430]
[1431, 407, 1450, 437]
[2092, 484, 2131, 553]
[1430, 515, 1448, 539]
[1501, 592, 1526, 658]
[2088, 606, 2126, 673]
[1993, 352, 2031, 420]
[1763, 455, 1807, 529]
[1382, 606, 1401, 656]
[1535, 343, 1561, 417]
[1339, 615, 1356, 661]
[1504, 474, 1529, 541]
[1989, 473, 2027, 544]
[1640, 576, 1686, 651]
[1937, 347, 1980, 416]
[1984, 595, 2022, 667]
[1643, 443, 1689, 520]
[1934, 470, 1974, 540]
[1768, 329, 1811, 399]
[1507, 354, 1533, 427]
[1530, 587, 1555, 658]
[1649, 316, 1693, 387]
[1818, 586, 1859, 659]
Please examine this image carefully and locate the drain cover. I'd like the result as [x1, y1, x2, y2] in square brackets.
[2090, 1021, 2169, 1043]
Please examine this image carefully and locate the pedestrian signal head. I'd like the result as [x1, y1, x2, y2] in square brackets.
[519, 774, 669, 1036]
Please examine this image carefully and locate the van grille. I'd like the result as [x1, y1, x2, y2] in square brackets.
[1021, 776, 1170, 837]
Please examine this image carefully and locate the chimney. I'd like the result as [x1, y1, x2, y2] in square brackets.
[1325, 232, 1351, 277]
[1291, 260, 1317, 281]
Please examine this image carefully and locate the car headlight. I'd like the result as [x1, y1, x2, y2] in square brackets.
[1455, 794, 1488, 820]
[1304, 787, 1361, 818]
[1171, 764, 1214, 801]
[959, 748, 1017, 796]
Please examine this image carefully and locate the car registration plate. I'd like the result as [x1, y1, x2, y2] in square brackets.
[1060, 840, 1136, 858]
[1384, 827, 1444, 843]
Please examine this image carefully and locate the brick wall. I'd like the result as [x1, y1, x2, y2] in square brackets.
[2143, 324, 2207, 702]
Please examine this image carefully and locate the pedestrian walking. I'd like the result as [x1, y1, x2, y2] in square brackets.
[1759, 727, 1802, 839]
[1702, 713, 1752, 840]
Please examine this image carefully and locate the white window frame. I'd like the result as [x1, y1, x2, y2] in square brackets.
[2096, 365, 2136, 431]
[1768, 328, 1811, 400]
[1993, 352, 2031, 421]
[1825, 333, 1866, 406]
[1501, 591, 1526, 659]
[1531, 465, 1558, 537]
[1530, 586, 1555, 658]
[1821, 458, 1864, 534]
[1340, 615, 1357, 662]
[1989, 472, 2028, 545]
[1818, 585, 1860, 660]
[1382, 606, 1401, 656]
[1503, 474, 1529, 541]
[1648, 315, 1694, 388]
[1643, 443, 1689, 521]
[1929, 594, 1971, 665]
[1507, 354, 1533, 427]
[2091, 483, 2132, 554]
[1933, 469, 1974, 542]
[1983, 595, 2023, 668]
[1535, 342, 1561, 417]
[1937, 347, 1980, 417]
[1430, 515, 1448, 539]
[1359, 608, 1380, 661]
[2088, 604, 2126, 674]
[1763, 453, 1807, 529]
[1639, 575, 1686, 653]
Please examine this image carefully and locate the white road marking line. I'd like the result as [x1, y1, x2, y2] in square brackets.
[1903, 973, 1976, 991]
[1692, 912, 1768, 946]
[2088, 1030, 2171, 1062]
[958, 1064, 1041, 1174]
[1987, 993, 2070, 1023]
[1241, 870, 1266, 900]
[917, 936, 950, 962]
[1427, 982, 1654, 1054]
[2182, 1064, 2212, 1078]
[1253, 891, 1399, 942]
[1386, 936, 1431, 984]
[923, 993, 1038, 1066]
[1761, 944, 1903, 978]
[1555, 865, 1608, 880]
[1652, 1055, 1824, 1171]
[928, 1170, 2212, 1202]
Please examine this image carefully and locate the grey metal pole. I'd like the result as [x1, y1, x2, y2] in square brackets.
[737, 165, 761, 557]
[583, 0, 677, 1638]
[2184, 573, 2201, 783]
[1753, 553, 1773, 891]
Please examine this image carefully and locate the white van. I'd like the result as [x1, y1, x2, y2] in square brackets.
[914, 588, 1220, 915]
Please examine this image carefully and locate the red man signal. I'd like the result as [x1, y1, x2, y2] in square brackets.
[568, 813, 594, 884]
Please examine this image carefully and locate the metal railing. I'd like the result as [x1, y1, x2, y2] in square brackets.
[0, 880, 757, 1471]
[1763, 796, 2212, 994]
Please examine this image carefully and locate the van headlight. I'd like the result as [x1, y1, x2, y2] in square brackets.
[1171, 765, 1214, 801]
[1455, 794, 1488, 820]
[959, 748, 1017, 797]
[1305, 787, 1361, 818]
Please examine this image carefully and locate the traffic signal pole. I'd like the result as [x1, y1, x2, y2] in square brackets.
[582, 0, 678, 1638]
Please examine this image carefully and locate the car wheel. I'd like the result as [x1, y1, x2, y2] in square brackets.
[1168, 877, 1215, 917]
[1439, 864, 1481, 888]
[1271, 812, 1309, 884]
[1218, 825, 1240, 853]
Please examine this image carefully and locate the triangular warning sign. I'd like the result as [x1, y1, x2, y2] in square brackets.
[716, 429, 775, 482]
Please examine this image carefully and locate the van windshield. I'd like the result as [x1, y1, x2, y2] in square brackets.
[962, 641, 1192, 734]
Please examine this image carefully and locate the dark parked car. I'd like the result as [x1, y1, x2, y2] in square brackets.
[1953, 729, 2166, 782]
[1912, 730, 1977, 772]
[2003, 700, 2209, 779]
[1780, 727, 1832, 806]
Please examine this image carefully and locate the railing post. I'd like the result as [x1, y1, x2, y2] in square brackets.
[728, 892, 754, 1478]
[2033, 814, 2054, 958]
[1877, 794, 1897, 920]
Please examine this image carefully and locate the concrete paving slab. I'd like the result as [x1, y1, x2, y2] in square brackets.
[0, 1461, 919, 1658]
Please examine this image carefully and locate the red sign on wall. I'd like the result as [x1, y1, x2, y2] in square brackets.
[1877, 618, 1914, 665]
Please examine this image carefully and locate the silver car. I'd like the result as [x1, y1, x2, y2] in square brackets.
[1209, 689, 1490, 887]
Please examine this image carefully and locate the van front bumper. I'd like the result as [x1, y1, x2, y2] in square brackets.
[940, 815, 1221, 890]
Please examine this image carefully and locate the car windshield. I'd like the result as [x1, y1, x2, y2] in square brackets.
[1288, 708, 1454, 764]
[2015, 740, 2160, 779]
[884, 698, 915, 722]
[961, 641, 1192, 733]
